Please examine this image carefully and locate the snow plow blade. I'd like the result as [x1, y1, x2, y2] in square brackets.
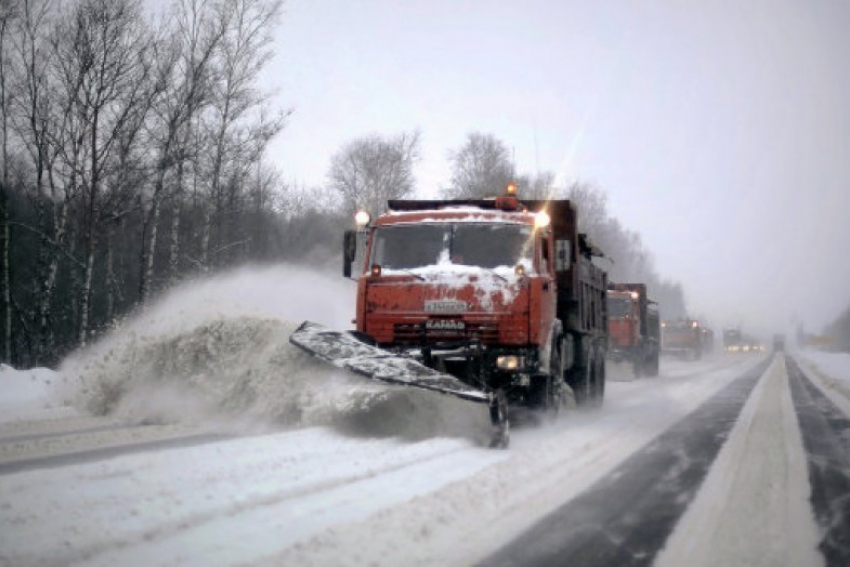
[289, 321, 491, 405]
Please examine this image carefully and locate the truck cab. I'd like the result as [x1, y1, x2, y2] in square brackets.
[343, 189, 608, 413]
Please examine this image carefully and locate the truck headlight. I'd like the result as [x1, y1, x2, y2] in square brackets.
[354, 210, 371, 227]
[497, 355, 523, 370]
[534, 211, 550, 229]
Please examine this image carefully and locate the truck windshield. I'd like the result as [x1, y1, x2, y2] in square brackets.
[370, 223, 533, 270]
[607, 297, 631, 318]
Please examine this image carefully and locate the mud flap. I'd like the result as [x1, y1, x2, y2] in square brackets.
[289, 321, 491, 404]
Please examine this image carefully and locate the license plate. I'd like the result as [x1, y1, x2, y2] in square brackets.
[424, 300, 467, 313]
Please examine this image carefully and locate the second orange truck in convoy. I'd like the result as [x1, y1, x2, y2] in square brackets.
[606, 283, 660, 377]
[290, 184, 609, 447]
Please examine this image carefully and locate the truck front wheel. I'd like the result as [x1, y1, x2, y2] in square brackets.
[529, 334, 565, 418]
[488, 389, 510, 449]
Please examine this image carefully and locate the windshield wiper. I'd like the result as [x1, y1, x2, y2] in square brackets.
[482, 268, 508, 283]
[398, 269, 426, 281]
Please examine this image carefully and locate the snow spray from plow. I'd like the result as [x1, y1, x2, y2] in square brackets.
[60, 267, 490, 442]
[289, 321, 510, 448]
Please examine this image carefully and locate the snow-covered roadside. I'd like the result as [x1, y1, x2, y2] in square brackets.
[265, 355, 766, 567]
[655, 356, 822, 567]
[0, 364, 77, 424]
[794, 349, 850, 416]
[0, 355, 764, 567]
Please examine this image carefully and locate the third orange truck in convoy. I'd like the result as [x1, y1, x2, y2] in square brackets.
[662, 317, 705, 359]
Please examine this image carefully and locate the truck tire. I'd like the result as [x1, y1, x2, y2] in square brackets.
[588, 347, 605, 408]
[571, 342, 598, 408]
[632, 356, 643, 379]
[488, 389, 510, 449]
[571, 360, 592, 406]
[647, 349, 660, 377]
[529, 333, 564, 418]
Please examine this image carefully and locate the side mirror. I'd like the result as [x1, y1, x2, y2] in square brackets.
[343, 230, 357, 278]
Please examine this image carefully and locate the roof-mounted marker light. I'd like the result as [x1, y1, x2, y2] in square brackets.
[506, 182, 518, 195]
[355, 210, 371, 227]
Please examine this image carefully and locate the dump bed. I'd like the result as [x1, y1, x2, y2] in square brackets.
[522, 200, 607, 338]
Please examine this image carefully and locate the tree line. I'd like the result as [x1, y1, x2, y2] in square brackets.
[0, 0, 292, 366]
[327, 130, 688, 322]
[0, 0, 687, 369]
[824, 307, 850, 352]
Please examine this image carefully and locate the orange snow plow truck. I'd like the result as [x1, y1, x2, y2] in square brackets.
[606, 283, 660, 377]
[290, 185, 608, 447]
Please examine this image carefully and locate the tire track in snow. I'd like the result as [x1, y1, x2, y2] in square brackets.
[61, 443, 477, 567]
[0, 432, 231, 475]
[786, 355, 850, 566]
[0, 422, 144, 445]
[480, 357, 771, 567]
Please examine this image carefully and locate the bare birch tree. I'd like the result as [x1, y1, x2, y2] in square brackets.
[9, 0, 70, 362]
[138, 0, 228, 304]
[0, 0, 17, 362]
[50, 0, 152, 345]
[328, 131, 421, 218]
[198, 0, 286, 271]
[444, 132, 514, 199]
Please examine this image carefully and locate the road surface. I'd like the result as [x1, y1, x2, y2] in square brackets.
[1, 352, 849, 566]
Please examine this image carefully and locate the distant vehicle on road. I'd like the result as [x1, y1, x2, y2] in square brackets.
[724, 327, 743, 352]
[662, 318, 703, 360]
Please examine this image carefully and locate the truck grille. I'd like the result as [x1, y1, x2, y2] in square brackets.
[393, 322, 500, 345]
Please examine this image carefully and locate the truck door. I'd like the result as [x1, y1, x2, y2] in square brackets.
[530, 234, 557, 346]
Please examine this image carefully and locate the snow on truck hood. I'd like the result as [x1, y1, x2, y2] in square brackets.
[380, 207, 534, 225]
[380, 261, 530, 311]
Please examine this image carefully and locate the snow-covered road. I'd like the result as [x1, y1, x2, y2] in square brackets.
[3, 352, 849, 566]
[2, 269, 849, 566]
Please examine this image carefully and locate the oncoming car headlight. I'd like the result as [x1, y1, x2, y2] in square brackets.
[496, 355, 524, 370]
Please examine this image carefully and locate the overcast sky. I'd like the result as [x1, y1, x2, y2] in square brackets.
[262, 0, 850, 336]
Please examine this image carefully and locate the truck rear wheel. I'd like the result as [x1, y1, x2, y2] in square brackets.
[572, 344, 599, 408]
[571, 361, 591, 407]
[632, 357, 643, 379]
[646, 350, 660, 377]
[589, 351, 605, 408]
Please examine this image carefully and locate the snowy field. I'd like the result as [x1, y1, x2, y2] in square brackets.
[1, 266, 848, 566]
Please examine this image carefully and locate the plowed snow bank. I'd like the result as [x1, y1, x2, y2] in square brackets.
[0, 365, 72, 423]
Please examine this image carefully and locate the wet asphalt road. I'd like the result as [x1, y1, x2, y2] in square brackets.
[482, 355, 850, 567]
[786, 356, 850, 566]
